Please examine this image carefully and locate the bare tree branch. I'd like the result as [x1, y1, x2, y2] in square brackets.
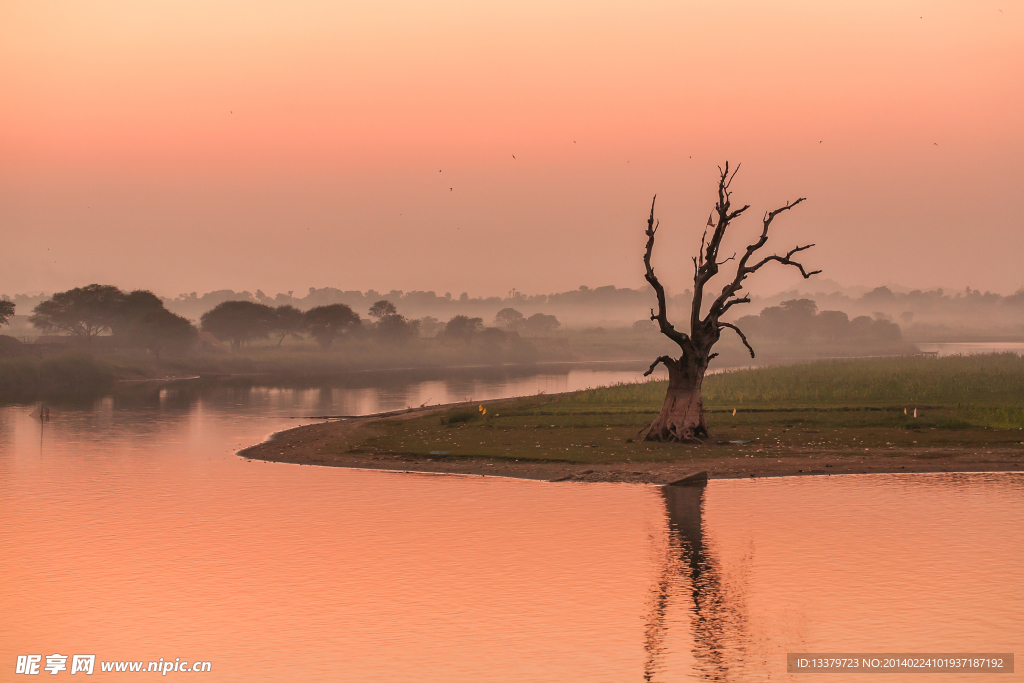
[722, 162, 741, 190]
[718, 322, 755, 358]
[719, 296, 751, 316]
[747, 244, 823, 278]
[698, 223, 709, 267]
[644, 355, 675, 377]
[705, 196, 817, 326]
[644, 195, 691, 351]
[691, 162, 750, 334]
[642, 169, 813, 361]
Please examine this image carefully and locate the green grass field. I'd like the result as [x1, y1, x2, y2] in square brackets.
[327, 354, 1024, 464]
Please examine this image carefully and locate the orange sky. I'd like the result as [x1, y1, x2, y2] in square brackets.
[1, 0, 1021, 297]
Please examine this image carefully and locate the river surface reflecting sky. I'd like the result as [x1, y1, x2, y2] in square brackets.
[1, 378, 1021, 682]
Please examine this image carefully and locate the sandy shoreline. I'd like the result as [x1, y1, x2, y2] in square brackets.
[239, 403, 1024, 483]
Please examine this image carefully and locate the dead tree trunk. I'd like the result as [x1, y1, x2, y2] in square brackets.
[646, 357, 709, 441]
[641, 163, 820, 442]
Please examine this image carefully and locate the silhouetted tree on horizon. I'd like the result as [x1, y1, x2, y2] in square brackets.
[443, 315, 483, 342]
[494, 307, 525, 331]
[368, 300, 398, 321]
[641, 163, 819, 442]
[305, 304, 360, 349]
[114, 290, 198, 357]
[417, 316, 442, 338]
[200, 300, 277, 351]
[375, 312, 419, 343]
[366, 299, 418, 342]
[272, 305, 307, 346]
[523, 312, 560, 336]
[30, 284, 126, 343]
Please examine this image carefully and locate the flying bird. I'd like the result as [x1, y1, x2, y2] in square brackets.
[450, 187, 453, 191]
[934, 142, 938, 145]
[512, 155, 516, 159]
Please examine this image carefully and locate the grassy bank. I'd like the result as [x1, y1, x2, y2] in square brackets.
[289, 354, 1024, 467]
[605, 352, 1024, 428]
[0, 354, 115, 402]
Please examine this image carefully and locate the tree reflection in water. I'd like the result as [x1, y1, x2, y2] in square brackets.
[645, 483, 748, 682]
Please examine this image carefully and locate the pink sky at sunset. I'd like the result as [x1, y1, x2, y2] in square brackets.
[1, 0, 1021, 298]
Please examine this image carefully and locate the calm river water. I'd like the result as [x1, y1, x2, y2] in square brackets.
[1, 366, 1022, 682]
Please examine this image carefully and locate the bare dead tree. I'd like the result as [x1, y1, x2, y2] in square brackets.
[642, 163, 820, 442]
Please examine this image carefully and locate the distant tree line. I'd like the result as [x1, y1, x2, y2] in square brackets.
[199, 301, 359, 350]
[733, 299, 902, 344]
[12, 285, 561, 354]
[493, 308, 561, 335]
[7, 285, 911, 354]
[198, 299, 426, 350]
[146, 284, 667, 324]
[27, 284, 197, 357]
[12, 282, 1021, 337]
[789, 285, 1024, 332]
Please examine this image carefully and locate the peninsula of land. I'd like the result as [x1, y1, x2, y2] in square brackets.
[240, 357, 1024, 483]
